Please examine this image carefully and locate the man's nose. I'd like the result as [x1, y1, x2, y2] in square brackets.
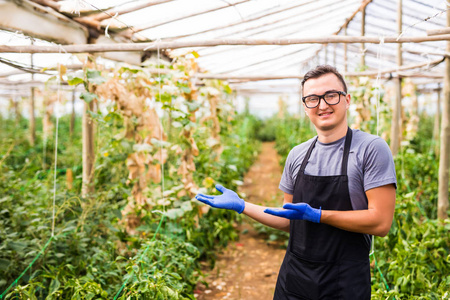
[318, 97, 330, 109]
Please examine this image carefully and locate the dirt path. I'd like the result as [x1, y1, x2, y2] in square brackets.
[195, 142, 287, 300]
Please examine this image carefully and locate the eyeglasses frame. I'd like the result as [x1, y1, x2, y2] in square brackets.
[302, 91, 347, 109]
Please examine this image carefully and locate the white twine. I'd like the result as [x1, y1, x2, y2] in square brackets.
[5, 31, 22, 44]
[51, 49, 63, 236]
[375, 35, 385, 137]
[58, 44, 68, 55]
[156, 38, 166, 211]
[50, 43, 71, 236]
[71, 0, 85, 17]
[105, 12, 119, 39]
[398, 4, 448, 40]
[422, 51, 432, 70]
[143, 40, 161, 52]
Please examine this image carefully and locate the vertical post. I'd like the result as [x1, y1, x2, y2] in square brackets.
[82, 100, 95, 198]
[344, 25, 348, 72]
[299, 79, 303, 118]
[14, 97, 21, 126]
[438, 9, 450, 220]
[30, 88, 36, 146]
[168, 98, 172, 141]
[29, 43, 36, 146]
[390, 0, 402, 155]
[324, 44, 328, 65]
[333, 43, 337, 67]
[70, 89, 76, 138]
[434, 85, 441, 156]
[360, 6, 366, 68]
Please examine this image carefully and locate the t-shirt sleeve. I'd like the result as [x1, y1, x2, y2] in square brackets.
[363, 138, 397, 191]
[279, 149, 295, 195]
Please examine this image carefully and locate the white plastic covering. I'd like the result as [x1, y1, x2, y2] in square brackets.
[0, 0, 448, 115]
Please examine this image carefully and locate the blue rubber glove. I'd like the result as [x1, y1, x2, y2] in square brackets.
[264, 203, 321, 223]
[195, 184, 245, 214]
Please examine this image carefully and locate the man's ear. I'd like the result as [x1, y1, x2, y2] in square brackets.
[345, 93, 351, 109]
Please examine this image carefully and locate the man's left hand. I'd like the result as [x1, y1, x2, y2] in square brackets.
[264, 203, 321, 223]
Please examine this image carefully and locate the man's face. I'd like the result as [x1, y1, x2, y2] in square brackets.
[302, 73, 350, 132]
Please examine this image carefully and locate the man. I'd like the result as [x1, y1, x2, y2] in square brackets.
[195, 65, 397, 299]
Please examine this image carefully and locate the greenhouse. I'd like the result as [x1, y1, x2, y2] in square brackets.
[0, 0, 449, 299]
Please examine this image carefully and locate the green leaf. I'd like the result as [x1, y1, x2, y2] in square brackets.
[8, 241, 27, 251]
[113, 209, 122, 219]
[105, 223, 119, 232]
[223, 84, 232, 94]
[86, 69, 106, 85]
[166, 208, 183, 219]
[269, 234, 278, 241]
[180, 86, 191, 94]
[186, 101, 200, 112]
[49, 278, 61, 295]
[180, 201, 192, 212]
[119, 66, 140, 74]
[80, 92, 98, 103]
[67, 76, 84, 86]
[0, 258, 11, 269]
[172, 121, 183, 128]
[169, 272, 182, 280]
[62, 225, 77, 233]
[150, 138, 171, 148]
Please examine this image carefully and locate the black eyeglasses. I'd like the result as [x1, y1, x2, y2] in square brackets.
[302, 91, 346, 109]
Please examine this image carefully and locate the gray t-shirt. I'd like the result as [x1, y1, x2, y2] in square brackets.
[279, 129, 397, 211]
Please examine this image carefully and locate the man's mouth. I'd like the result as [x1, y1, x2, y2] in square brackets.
[318, 111, 333, 117]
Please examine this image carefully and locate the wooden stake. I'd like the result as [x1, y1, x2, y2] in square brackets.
[344, 25, 348, 72]
[403, 49, 450, 58]
[390, 77, 402, 155]
[14, 98, 21, 126]
[397, 0, 403, 67]
[333, 43, 337, 66]
[438, 9, 450, 220]
[428, 27, 450, 36]
[197, 58, 444, 80]
[70, 89, 75, 138]
[434, 85, 441, 156]
[390, 0, 403, 155]
[361, 5, 366, 67]
[2, 35, 450, 53]
[30, 87, 36, 146]
[29, 40, 36, 146]
[66, 168, 73, 190]
[81, 100, 95, 198]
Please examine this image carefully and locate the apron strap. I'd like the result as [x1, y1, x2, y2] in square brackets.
[299, 127, 353, 175]
[299, 137, 318, 173]
[341, 127, 353, 176]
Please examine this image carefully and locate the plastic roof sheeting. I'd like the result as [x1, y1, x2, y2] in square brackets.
[0, 0, 449, 94]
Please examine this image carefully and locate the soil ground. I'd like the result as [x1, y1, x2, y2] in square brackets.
[195, 142, 287, 300]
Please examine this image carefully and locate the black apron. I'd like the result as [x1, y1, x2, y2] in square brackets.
[274, 128, 371, 300]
